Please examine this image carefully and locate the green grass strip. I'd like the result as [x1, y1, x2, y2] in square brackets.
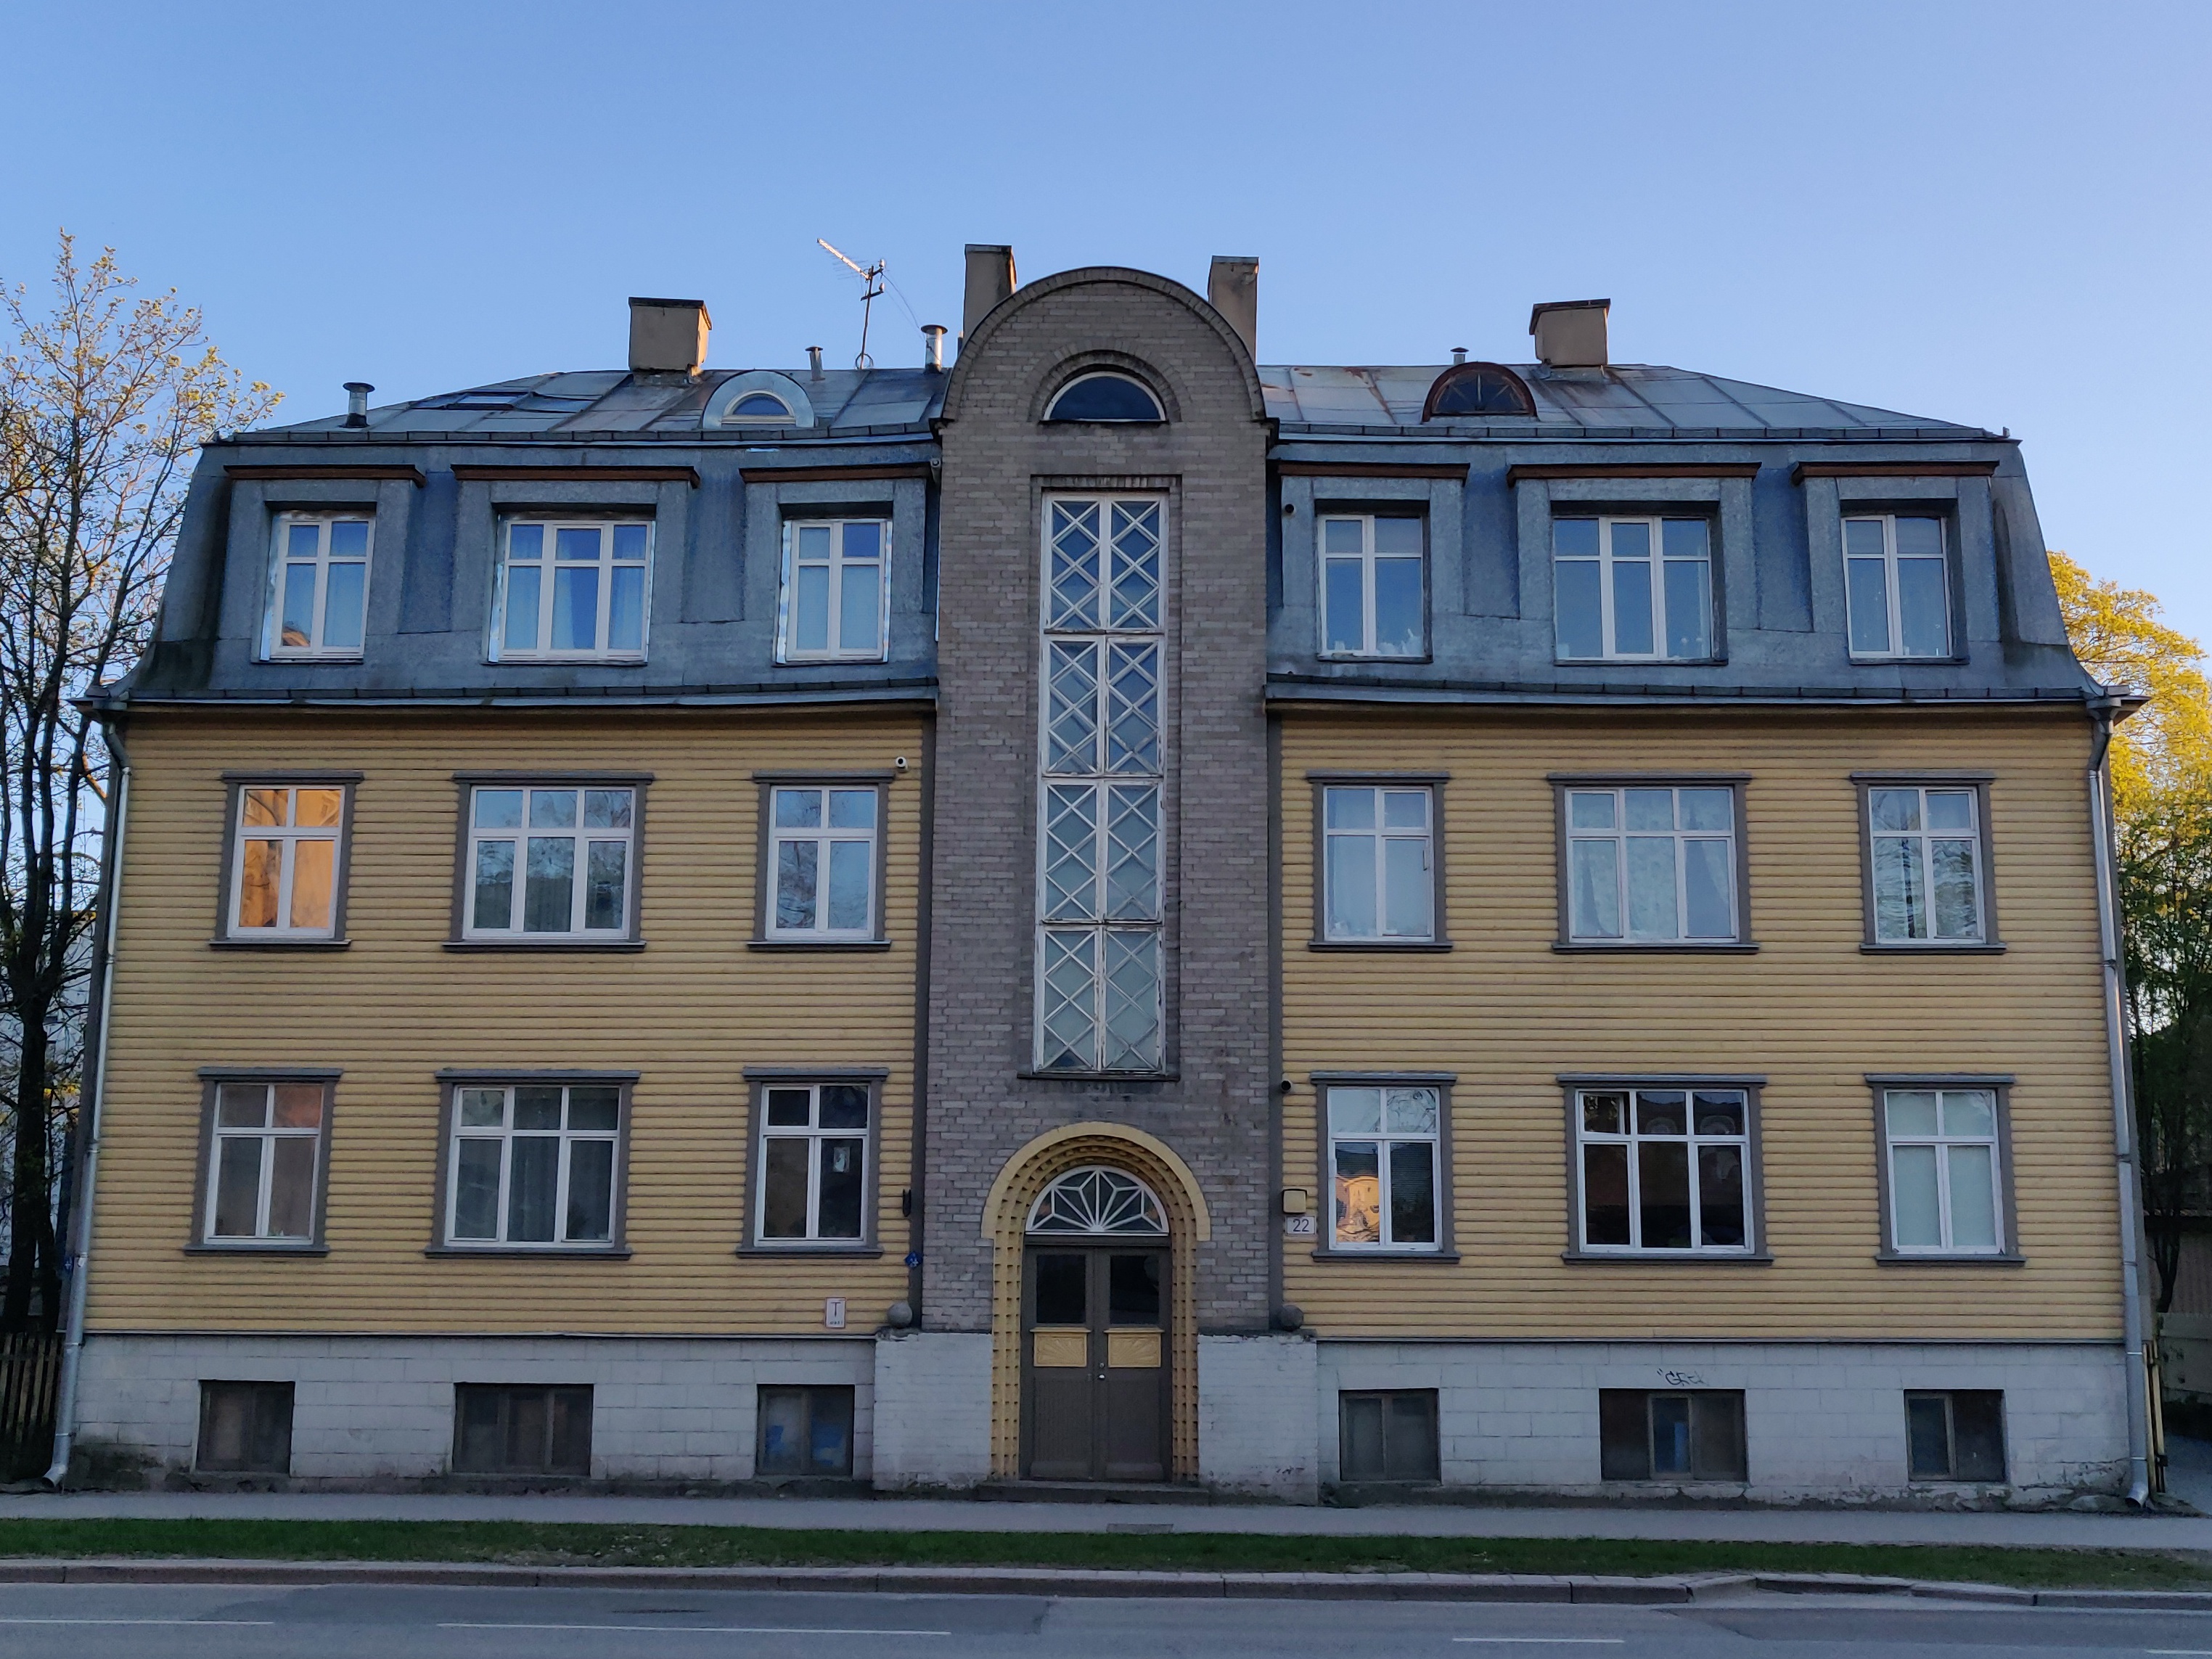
[1, 1520, 2210, 1590]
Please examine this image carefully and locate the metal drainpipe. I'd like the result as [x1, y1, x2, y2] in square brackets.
[44, 718, 129, 1487]
[2087, 692, 2152, 1505]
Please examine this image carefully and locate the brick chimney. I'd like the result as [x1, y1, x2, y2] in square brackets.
[1208, 256, 1258, 359]
[1529, 299, 1610, 369]
[960, 245, 1017, 352]
[628, 297, 710, 377]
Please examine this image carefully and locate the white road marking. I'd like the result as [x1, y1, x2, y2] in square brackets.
[0, 1619, 277, 1628]
[1453, 1642, 1626, 1647]
[441, 1622, 954, 1637]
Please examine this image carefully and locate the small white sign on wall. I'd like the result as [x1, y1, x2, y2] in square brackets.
[1283, 1214, 1317, 1238]
[824, 1297, 848, 1330]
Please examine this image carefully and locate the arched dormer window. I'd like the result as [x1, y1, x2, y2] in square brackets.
[1422, 362, 1536, 420]
[703, 371, 815, 431]
[725, 392, 793, 422]
[1046, 372, 1164, 424]
[1027, 1167, 1168, 1235]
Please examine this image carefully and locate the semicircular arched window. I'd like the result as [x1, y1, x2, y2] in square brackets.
[1027, 1166, 1168, 1235]
[724, 391, 795, 422]
[1045, 372, 1164, 424]
[1422, 363, 1536, 419]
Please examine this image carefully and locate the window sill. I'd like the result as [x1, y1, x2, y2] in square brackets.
[209, 937, 351, 951]
[424, 1245, 633, 1259]
[1846, 655, 1970, 667]
[747, 938, 893, 953]
[262, 654, 366, 666]
[1017, 1069, 1179, 1084]
[1859, 942, 2006, 955]
[1308, 938, 1453, 953]
[1553, 658, 1729, 669]
[1560, 1250, 1773, 1266]
[1317, 653, 1435, 667]
[443, 939, 648, 953]
[1553, 941, 1759, 954]
[1308, 1248, 1461, 1263]
[488, 655, 649, 667]
[184, 1242, 330, 1256]
[734, 1244, 885, 1258]
[1876, 1251, 2025, 1266]
[778, 655, 892, 668]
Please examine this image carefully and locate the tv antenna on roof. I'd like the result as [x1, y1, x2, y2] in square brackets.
[816, 238, 886, 371]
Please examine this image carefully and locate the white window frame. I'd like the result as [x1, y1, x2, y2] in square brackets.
[263, 512, 373, 660]
[463, 784, 638, 941]
[1843, 512, 1951, 659]
[1317, 514, 1425, 660]
[443, 1082, 623, 1249]
[1562, 784, 1740, 945]
[1866, 783, 1986, 945]
[1321, 784, 1436, 943]
[226, 784, 346, 940]
[1035, 493, 1166, 1073]
[777, 517, 890, 663]
[765, 784, 881, 941]
[203, 1080, 327, 1243]
[1573, 1084, 1756, 1257]
[491, 517, 652, 662]
[1552, 515, 1713, 663]
[1880, 1086, 2007, 1257]
[1324, 1083, 1444, 1253]
[753, 1081, 874, 1246]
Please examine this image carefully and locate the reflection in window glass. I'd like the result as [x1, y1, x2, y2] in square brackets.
[267, 515, 372, 657]
[1884, 1088, 2003, 1253]
[208, 1081, 324, 1240]
[1565, 786, 1736, 943]
[769, 786, 880, 939]
[1319, 516, 1424, 658]
[757, 1083, 870, 1243]
[782, 518, 888, 660]
[1554, 517, 1711, 660]
[1323, 786, 1435, 941]
[1576, 1086, 1751, 1253]
[1869, 786, 1983, 943]
[494, 519, 650, 658]
[446, 1084, 621, 1246]
[1327, 1085, 1442, 1250]
[229, 785, 345, 938]
[467, 786, 634, 938]
[1845, 515, 1950, 658]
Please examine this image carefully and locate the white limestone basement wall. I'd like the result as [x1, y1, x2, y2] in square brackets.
[869, 1330, 992, 1490]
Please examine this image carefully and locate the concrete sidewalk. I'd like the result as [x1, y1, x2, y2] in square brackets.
[1, 1486, 2207, 1549]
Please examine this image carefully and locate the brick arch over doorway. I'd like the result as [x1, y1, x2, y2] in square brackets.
[981, 1122, 1212, 1478]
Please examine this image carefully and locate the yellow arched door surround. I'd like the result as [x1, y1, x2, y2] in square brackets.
[981, 1123, 1211, 1479]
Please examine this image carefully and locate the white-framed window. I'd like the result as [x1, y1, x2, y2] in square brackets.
[491, 518, 650, 660]
[1575, 1086, 1753, 1255]
[1045, 372, 1163, 422]
[227, 784, 345, 939]
[1037, 495, 1165, 1073]
[1844, 514, 1950, 658]
[1868, 785, 1985, 943]
[465, 785, 636, 940]
[1554, 516, 1713, 661]
[779, 518, 888, 662]
[1320, 515, 1424, 658]
[1564, 785, 1738, 943]
[264, 513, 372, 658]
[755, 1081, 871, 1244]
[446, 1082, 621, 1247]
[204, 1080, 326, 1242]
[1881, 1088, 2004, 1255]
[1326, 1084, 1442, 1251]
[1322, 785, 1435, 942]
[768, 785, 880, 939]
[726, 392, 793, 422]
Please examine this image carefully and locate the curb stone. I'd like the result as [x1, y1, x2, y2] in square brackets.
[0, 1560, 2209, 1607]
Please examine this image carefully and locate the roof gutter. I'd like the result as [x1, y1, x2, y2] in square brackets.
[45, 717, 130, 1487]
[2087, 691, 2152, 1507]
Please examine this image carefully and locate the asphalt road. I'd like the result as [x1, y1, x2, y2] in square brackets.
[1, 1586, 2209, 1658]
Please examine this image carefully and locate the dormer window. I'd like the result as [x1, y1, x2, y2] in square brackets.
[725, 392, 793, 423]
[1046, 372, 1163, 424]
[1422, 362, 1536, 419]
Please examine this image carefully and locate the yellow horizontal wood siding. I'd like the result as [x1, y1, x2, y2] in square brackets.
[89, 708, 925, 1335]
[1281, 705, 2123, 1341]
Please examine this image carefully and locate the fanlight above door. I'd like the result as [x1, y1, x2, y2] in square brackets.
[1027, 1166, 1168, 1235]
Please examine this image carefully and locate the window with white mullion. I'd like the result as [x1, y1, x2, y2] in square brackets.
[1322, 785, 1435, 941]
[1883, 1089, 2004, 1255]
[769, 785, 880, 938]
[1576, 1086, 1753, 1255]
[493, 519, 650, 660]
[229, 785, 345, 938]
[206, 1081, 325, 1242]
[467, 785, 635, 939]
[266, 514, 372, 658]
[1320, 515, 1424, 658]
[1553, 516, 1712, 662]
[1036, 493, 1165, 1073]
[446, 1084, 621, 1247]
[757, 1083, 870, 1243]
[1844, 514, 1951, 658]
[1565, 785, 1737, 943]
[1327, 1084, 1442, 1251]
[1869, 785, 1983, 943]
[780, 518, 888, 661]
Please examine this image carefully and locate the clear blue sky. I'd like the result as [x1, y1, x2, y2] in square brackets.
[7, 1, 2205, 644]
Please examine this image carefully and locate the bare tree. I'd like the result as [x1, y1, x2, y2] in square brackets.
[0, 234, 275, 1332]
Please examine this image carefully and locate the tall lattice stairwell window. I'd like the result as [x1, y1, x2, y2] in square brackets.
[1037, 496, 1164, 1073]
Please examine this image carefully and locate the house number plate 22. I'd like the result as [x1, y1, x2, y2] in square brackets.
[1283, 1214, 1317, 1237]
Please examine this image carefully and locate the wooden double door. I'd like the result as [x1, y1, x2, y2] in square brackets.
[1020, 1242, 1168, 1482]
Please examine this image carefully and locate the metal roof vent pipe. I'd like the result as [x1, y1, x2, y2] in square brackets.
[343, 382, 374, 428]
[1207, 255, 1258, 359]
[627, 296, 710, 380]
[922, 324, 947, 372]
[1451, 347, 1467, 365]
[807, 345, 824, 382]
[1530, 299, 1610, 371]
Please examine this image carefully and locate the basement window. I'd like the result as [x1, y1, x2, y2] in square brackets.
[1906, 1390, 2006, 1482]
[756, 1385, 856, 1477]
[1339, 1390, 1440, 1482]
[453, 1383, 593, 1475]
[197, 1381, 294, 1474]
[1599, 1388, 1746, 1482]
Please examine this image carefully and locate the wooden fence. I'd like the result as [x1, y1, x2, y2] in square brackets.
[0, 1332, 61, 1481]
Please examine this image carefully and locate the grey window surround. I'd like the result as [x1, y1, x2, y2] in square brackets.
[1866, 1073, 2023, 1264]
[426, 1070, 637, 1258]
[1851, 773, 2004, 954]
[1306, 1070, 1458, 1259]
[1547, 504, 1729, 668]
[1312, 505, 1432, 665]
[1548, 774, 1755, 953]
[1307, 770, 1451, 951]
[1557, 1074, 1771, 1264]
[187, 1070, 340, 1255]
[211, 773, 364, 948]
[750, 771, 896, 950]
[447, 771, 652, 950]
[739, 1068, 889, 1255]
